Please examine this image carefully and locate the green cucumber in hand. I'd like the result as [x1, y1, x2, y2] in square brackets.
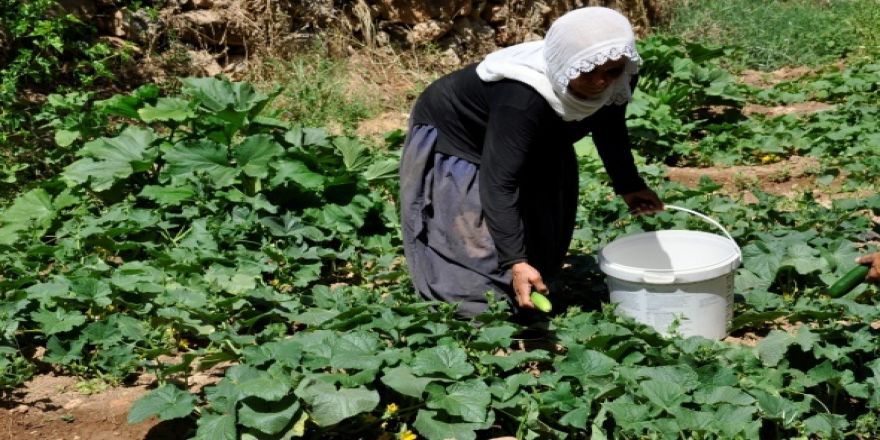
[827, 265, 870, 297]
[530, 292, 552, 313]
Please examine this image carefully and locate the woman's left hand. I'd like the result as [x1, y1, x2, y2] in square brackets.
[623, 188, 664, 215]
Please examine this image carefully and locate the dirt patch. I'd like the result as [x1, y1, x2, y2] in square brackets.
[0, 375, 167, 440]
[667, 155, 830, 203]
[723, 332, 761, 347]
[356, 110, 410, 143]
[742, 101, 834, 117]
[739, 66, 814, 88]
[0, 358, 226, 440]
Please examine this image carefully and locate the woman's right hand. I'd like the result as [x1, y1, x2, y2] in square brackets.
[511, 262, 548, 309]
[857, 253, 880, 283]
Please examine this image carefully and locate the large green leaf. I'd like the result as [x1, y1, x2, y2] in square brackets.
[128, 384, 196, 423]
[782, 243, 827, 275]
[270, 159, 325, 189]
[54, 129, 79, 147]
[426, 379, 491, 423]
[194, 413, 237, 440]
[234, 134, 284, 179]
[479, 350, 552, 372]
[715, 404, 761, 438]
[413, 410, 489, 440]
[96, 83, 160, 118]
[162, 140, 237, 187]
[556, 346, 618, 378]
[181, 77, 269, 113]
[30, 309, 86, 335]
[380, 365, 436, 398]
[693, 386, 756, 406]
[284, 126, 330, 148]
[139, 184, 196, 205]
[226, 365, 291, 402]
[238, 395, 300, 435]
[62, 127, 158, 191]
[411, 344, 475, 379]
[329, 331, 383, 371]
[333, 137, 370, 170]
[362, 158, 399, 181]
[756, 330, 794, 367]
[803, 413, 849, 438]
[296, 379, 379, 427]
[138, 97, 194, 122]
[43, 336, 86, 365]
[741, 242, 784, 281]
[0, 188, 56, 245]
[640, 379, 689, 411]
[110, 262, 165, 293]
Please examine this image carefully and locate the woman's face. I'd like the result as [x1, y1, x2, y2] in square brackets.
[567, 58, 627, 99]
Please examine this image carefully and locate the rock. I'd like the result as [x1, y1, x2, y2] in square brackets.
[444, 16, 497, 61]
[30, 346, 46, 362]
[192, 0, 214, 8]
[483, 4, 509, 25]
[103, 8, 162, 46]
[99, 36, 142, 54]
[171, 9, 246, 47]
[374, 0, 471, 25]
[439, 48, 461, 66]
[107, 9, 127, 38]
[186, 50, 223, 76]
[406, 19, 454, 45]
[63, 398, 84, 410]
[11, 404, 29, 414]
[375, 30, 391, 46]
[58, 0, 97, 21]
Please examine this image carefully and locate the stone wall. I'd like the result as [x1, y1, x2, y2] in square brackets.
[60, 0, 670, 77]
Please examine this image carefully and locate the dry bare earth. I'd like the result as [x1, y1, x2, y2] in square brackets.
[0, 375, 161, 440]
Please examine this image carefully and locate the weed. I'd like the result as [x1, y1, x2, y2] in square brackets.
[659, 0, 880, 70]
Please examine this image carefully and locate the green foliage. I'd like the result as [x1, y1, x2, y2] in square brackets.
[0, 23, 879, 440]
[0, 76, 402, 397]
[0, 0, 135, 201]
[629, 36, 880, 178]
[259, 55, 377, 130]
[629, 35, 749, 162]
[660, 0, 880, 70]
[0, 0, 128, 100]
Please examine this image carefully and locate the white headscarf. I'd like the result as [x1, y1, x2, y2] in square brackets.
[476, 7, 641, 121]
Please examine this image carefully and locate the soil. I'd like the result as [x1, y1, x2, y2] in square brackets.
[738, 66, 814, 88]
[666, 155, 826, 203]
[0, 375, 175, 440]
[0, 357, 225, 440]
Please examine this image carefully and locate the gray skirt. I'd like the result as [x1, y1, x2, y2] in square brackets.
[399, 124, 578, 318]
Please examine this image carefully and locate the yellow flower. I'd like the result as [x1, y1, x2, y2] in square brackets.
[760, 154, 779, 164]
[399, 430, 417, 440]
[386, 403, 399, 414]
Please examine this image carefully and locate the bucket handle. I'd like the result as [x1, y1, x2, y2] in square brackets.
[663, 204, 741, 258]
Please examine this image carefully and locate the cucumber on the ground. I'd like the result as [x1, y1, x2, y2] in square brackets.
[827, 265, 870, 297]
[530, 292, 552, 313]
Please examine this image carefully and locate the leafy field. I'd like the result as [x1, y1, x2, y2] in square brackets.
[2, 10, 880, 440]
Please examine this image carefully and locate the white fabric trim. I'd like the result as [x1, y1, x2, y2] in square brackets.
[555, 41, 641, 90]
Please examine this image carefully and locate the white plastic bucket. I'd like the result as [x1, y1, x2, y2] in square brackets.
[598, 205, 741, 339]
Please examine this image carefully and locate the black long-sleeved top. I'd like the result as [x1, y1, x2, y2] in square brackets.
[410, 63, 647, 268]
